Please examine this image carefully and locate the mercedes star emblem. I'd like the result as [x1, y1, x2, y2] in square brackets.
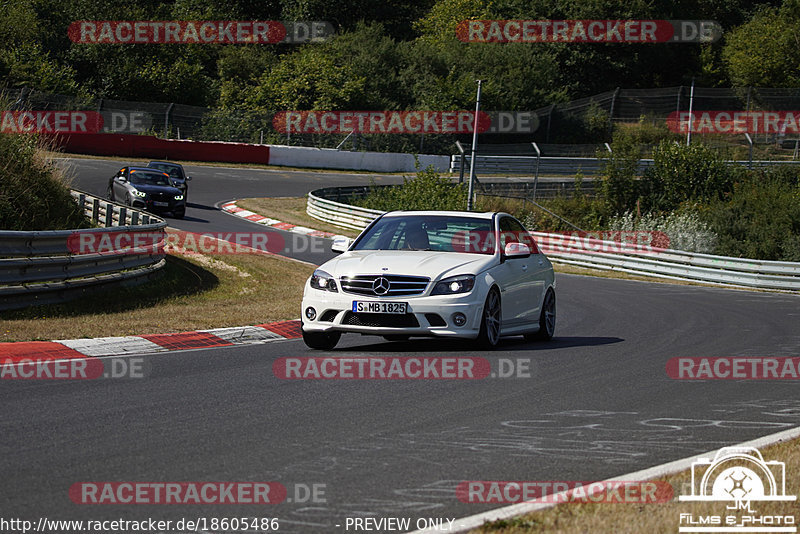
[372, 277, 390, 295]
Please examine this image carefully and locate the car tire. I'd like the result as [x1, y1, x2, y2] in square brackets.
[476, 287, 501, 349]
[125, 193, 132, 206]
[302, 329, 341, 350]
[107, 187, 114, 201]
[383, 335, 410, 342]
[173, 208, 185, 219]
[525, 288, 556, 341]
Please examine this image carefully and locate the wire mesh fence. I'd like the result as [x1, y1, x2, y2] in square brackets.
[5, 85, 800, 158]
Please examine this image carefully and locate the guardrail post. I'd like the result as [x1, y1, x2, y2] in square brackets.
[119, 207, 127, 226]
[131, 211, 139, 225]
[105, 203, 114, 227]
[91, 198, 100, 223]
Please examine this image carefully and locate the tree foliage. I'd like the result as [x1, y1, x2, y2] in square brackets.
[722, 1, 800, 87]
[0, 0, 774, 109]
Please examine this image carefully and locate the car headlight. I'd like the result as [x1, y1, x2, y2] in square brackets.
[132, 189, 147, 198]
[431, 274, 475, 295]
[310, 269, 338, 292]
[174, 195, 184, 200]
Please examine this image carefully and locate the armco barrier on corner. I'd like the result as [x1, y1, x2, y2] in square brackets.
[306, 186, 800, 291]
[0, 190, 167, 311]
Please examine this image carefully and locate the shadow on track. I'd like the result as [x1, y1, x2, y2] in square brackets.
[328, 335, 624, 353]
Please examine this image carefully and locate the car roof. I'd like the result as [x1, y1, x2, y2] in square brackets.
[382, 210, 496, 220]
[127, 166, 171, 176]
[148, 161, 182, 167]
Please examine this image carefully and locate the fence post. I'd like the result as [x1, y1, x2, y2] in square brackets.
[531, 142, 541, 201]
[164, 103, 174, 138]
[744, 133, 753, 170]
[455, 141, 466, 183]
[607, 87, 620, 137]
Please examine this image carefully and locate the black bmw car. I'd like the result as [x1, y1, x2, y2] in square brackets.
[147, 161, 192, 200]
[107, 166, 186, 219]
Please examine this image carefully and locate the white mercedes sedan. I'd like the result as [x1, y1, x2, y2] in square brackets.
[300, 211, 556, 350]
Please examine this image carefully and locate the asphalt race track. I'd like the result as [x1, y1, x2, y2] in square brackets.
[1, 158, 799, 533]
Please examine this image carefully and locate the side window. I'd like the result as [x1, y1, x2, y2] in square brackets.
[499, 217, 521, 248]
[500, 217, 538, 253]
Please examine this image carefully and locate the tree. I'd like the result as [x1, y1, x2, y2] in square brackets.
[723, 1, 800, 87]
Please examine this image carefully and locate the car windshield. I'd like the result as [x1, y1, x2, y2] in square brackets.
[148, 163, 183, 179]
[130, 171, 172, 187]
[352, 215, 498, 254]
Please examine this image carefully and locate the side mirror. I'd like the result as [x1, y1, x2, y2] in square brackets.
[117, 176, 127, 182]
[185, 176, 192, 181]
[503, 242, 531, 258]
[331, 236, 353, 254]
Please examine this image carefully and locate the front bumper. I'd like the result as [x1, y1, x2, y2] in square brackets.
[301, 286, 487, 339]
[132, 198, 186, 213]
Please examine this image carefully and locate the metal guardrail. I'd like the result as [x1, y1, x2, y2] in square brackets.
[307, 187, 387, 231]
[449, 154, 800, 176]
[0, 190, 167, 311]
[306, 186, 800, 291]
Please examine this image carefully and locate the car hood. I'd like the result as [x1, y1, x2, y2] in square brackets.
[321, 250, 496, 281]
[131, 184, 182, 195]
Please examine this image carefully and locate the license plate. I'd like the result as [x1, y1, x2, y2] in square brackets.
[352, 301, 407, 314]
[153, 201, 169, 207]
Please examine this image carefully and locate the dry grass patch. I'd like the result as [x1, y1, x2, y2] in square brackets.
[0, 252, 313, 342]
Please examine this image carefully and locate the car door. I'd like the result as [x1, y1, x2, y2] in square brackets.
[512, 217, 547, 322]
[112, 168, 128, 200]
[489, 216, 532, 327]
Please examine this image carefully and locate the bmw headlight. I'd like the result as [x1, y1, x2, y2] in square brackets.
[132, 189, 147, 198]
[431, 274, 475, 295]
[310, 269, 338, 292]
[174, 195, 184, 200]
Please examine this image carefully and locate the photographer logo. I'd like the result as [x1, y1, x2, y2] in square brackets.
[678, 446, 796, 532]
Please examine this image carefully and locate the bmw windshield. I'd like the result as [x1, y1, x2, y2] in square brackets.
[130, 171, 172, 187]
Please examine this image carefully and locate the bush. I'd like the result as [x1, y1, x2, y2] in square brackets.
[356, 164, 468, 211]
[0, 132, 89, 231]
[703, 169, 800, 261]
[639, 140, 735, 212]
[598, 129, 641, 214]
[608, 209, 718, 253]
[476, 184, 610, 234]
